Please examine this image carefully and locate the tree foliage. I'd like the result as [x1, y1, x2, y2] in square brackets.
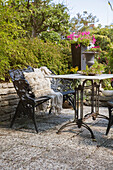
[0, 0, 70, 38]
[30, 1, 70, 37]
[39, 31, 61, 43]
[70, 11, 99, 33]
[0, 0, 26, 39]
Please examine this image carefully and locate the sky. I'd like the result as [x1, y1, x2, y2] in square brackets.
[52, 0, 113, 27]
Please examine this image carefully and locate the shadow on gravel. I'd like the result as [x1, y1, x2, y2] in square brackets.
[0, 113, 73, 133]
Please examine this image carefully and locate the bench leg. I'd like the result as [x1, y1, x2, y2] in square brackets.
[11, 102, 38, 133]
[10, 101, 22, 128]
[31, 107, 38, 133]
[49, 106, 53, 114]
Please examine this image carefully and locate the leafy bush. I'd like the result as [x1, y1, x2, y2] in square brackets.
[94, 34, 111, 51]
[39, 31, 61, 43]
[92, 27, 113, 42]
[107, 45, 113, 73]
[0, 37, 71, 82]
[0, 53, 10, 81]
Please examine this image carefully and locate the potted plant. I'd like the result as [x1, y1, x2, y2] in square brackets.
[79, 60, 105, 75]
[83, 46, 101, 68]
[67, 31, 96, 70]
[86, 46, 101, 52]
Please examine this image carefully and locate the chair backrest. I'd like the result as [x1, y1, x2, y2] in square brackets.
[9, 66, 35, 99]
[9, 69, 24, 81]
[14, 79, 35, 99]
[49, 70, 73, 92]
[9, 66, 33, 81]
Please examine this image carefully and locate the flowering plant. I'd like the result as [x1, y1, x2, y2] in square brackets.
[86, 46, 102, 52]
[69, 66, 78, 74]
[67, 31, 96, 48]
[66, 66, 78, 74]
[82, 60, 105, 75]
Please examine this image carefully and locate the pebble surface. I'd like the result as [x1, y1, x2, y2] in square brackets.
[0, 106, 113, 170]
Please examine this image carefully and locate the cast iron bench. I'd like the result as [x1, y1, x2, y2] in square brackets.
[9, 66, 75, 132]
[9, 66, 52, 133]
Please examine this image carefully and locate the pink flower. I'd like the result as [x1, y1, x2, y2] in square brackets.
[67, 33, 75, 40]
[81, 32, 85, 36]
[92, 46, 100, 48]
[86, 31, 90, 35]
[92, 38, 96, 44]
[75, 35, 79, 38]
[67, 31, 97, 47]
[67, 35, 71, 38]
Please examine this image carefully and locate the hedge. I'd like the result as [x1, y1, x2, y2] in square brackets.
[0, 37, 72, 81]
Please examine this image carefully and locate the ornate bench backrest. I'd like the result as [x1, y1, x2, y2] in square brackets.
[9, 66, 35, 99]
[9, 66, 33, 81]
[9, 66, 74, 100]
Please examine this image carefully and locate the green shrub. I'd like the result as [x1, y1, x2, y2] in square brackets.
[94, 34, 111, 51]
[39, 31, 61, 43]
[0, 37, 71, 82]
[0, 53, 10, 81]
[107, 44, 113, 73]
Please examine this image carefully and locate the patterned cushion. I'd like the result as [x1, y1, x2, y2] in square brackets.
[23, 69, 53, 98]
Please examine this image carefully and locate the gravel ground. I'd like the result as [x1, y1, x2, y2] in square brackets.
[0, 106, 113, 170]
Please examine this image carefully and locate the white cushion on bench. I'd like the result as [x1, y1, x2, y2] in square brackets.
[24, 70, 53, 98]
[24, 67, 63, 114]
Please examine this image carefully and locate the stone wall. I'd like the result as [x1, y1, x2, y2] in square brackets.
[84, 89, 113, 107]
[0, 82, 19, 121]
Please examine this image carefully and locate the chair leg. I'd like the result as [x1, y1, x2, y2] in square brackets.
[63, 94, 75, 109]
[106, 107, 113, 135]
[49, 107, 52, 114]
[31, 107, 38, 133]
[10, 101, 22, 128]
[67, 96, 75, 110]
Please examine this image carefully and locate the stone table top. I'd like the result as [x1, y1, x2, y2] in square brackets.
[46, 74, 113, 80]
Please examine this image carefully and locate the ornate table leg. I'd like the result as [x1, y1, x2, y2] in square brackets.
[93, 82, 109, 120]
[75, 84, 95, 139]
[57, 82, 95, 140]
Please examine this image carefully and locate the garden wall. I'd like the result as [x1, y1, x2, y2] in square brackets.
[0, 82, 19, 121]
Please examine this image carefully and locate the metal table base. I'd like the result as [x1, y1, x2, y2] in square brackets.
[57, 79, 109, 140]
